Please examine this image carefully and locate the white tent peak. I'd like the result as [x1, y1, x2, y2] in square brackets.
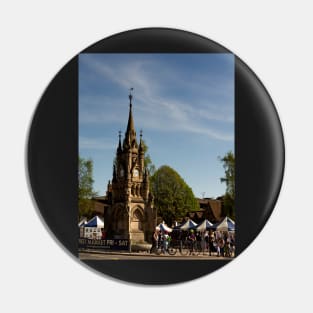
[215, 216, 235, 231]
[196, 219, 213, 232]
[85, 215, 104, 228]
[180, 219, 197, 231]
[156, 222, 172, 232]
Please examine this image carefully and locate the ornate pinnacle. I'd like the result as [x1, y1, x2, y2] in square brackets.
[129, 87, 133, 108]
[139, 129, 144, 153]
[117, 130, 122, 152]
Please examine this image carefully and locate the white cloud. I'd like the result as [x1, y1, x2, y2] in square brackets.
[79, 137, 116, 150]
[79, 55, 234, 141]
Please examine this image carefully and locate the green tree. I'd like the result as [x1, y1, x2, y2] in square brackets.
[78, 157, 97, 219]
[141, 139, 156, 175]
[219, 151, 235, 219]
[150, 165, 199, 226]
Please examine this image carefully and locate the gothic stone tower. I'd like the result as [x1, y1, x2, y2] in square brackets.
[105, 92, 155, 249]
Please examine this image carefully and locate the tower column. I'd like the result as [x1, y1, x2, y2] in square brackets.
[107, 90, 154, 252]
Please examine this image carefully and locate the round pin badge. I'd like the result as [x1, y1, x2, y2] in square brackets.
[27, 28, 284, 285]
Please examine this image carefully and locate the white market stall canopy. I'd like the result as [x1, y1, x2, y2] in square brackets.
[180, 219, 198, 231]
[215, 216, 235, 231]
[196, 219, 213, 232]
[84, 216, 104, 228]
[156, 222, 172, 233]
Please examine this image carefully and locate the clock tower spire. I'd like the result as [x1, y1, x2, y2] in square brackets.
[107, 90, 155, 250]
[123, 88, 137, 150]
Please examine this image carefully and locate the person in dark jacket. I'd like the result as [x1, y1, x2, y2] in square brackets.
[150, 228, 159, 254]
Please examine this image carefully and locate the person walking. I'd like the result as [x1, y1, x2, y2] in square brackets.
[150, 228, 159, 254]
[196, 231, 202, 253]
[217, 237, 225, 257]
[163, 231, 170, 254]
[204, 231, 209, 254]
[188, 229, 196, 255]
[208, 230, 215, 256]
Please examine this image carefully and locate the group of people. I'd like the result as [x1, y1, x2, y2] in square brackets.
[150, 229, 171, 254]
[150, 227, 235, 257]
[205, 230, 235, 257]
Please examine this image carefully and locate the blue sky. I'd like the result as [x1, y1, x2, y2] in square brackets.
[79, 53, 234, 198]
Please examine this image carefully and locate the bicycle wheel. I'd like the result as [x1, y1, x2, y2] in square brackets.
[168, 246, 177, 256]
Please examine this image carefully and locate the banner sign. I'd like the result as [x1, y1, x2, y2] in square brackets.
[79, 238, 129, 251]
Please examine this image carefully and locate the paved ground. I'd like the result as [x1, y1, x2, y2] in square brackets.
[79, 250, 233, 260]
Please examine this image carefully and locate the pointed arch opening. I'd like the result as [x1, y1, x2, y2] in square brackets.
[131, 207, 144, 231]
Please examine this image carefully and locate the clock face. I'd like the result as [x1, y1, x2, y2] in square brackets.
[133, 169, 139, 177]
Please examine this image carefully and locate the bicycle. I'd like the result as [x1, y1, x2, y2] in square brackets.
[155, 239, 177, 255]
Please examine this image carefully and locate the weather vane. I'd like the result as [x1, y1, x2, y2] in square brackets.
[129, 87, 133, 106]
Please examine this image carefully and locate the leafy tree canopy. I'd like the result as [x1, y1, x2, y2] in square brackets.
[141, 139, 156, 175]
[150, 165, 199, 226]
[219, 151, 235, 220]
[78, 157, 97, 219]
